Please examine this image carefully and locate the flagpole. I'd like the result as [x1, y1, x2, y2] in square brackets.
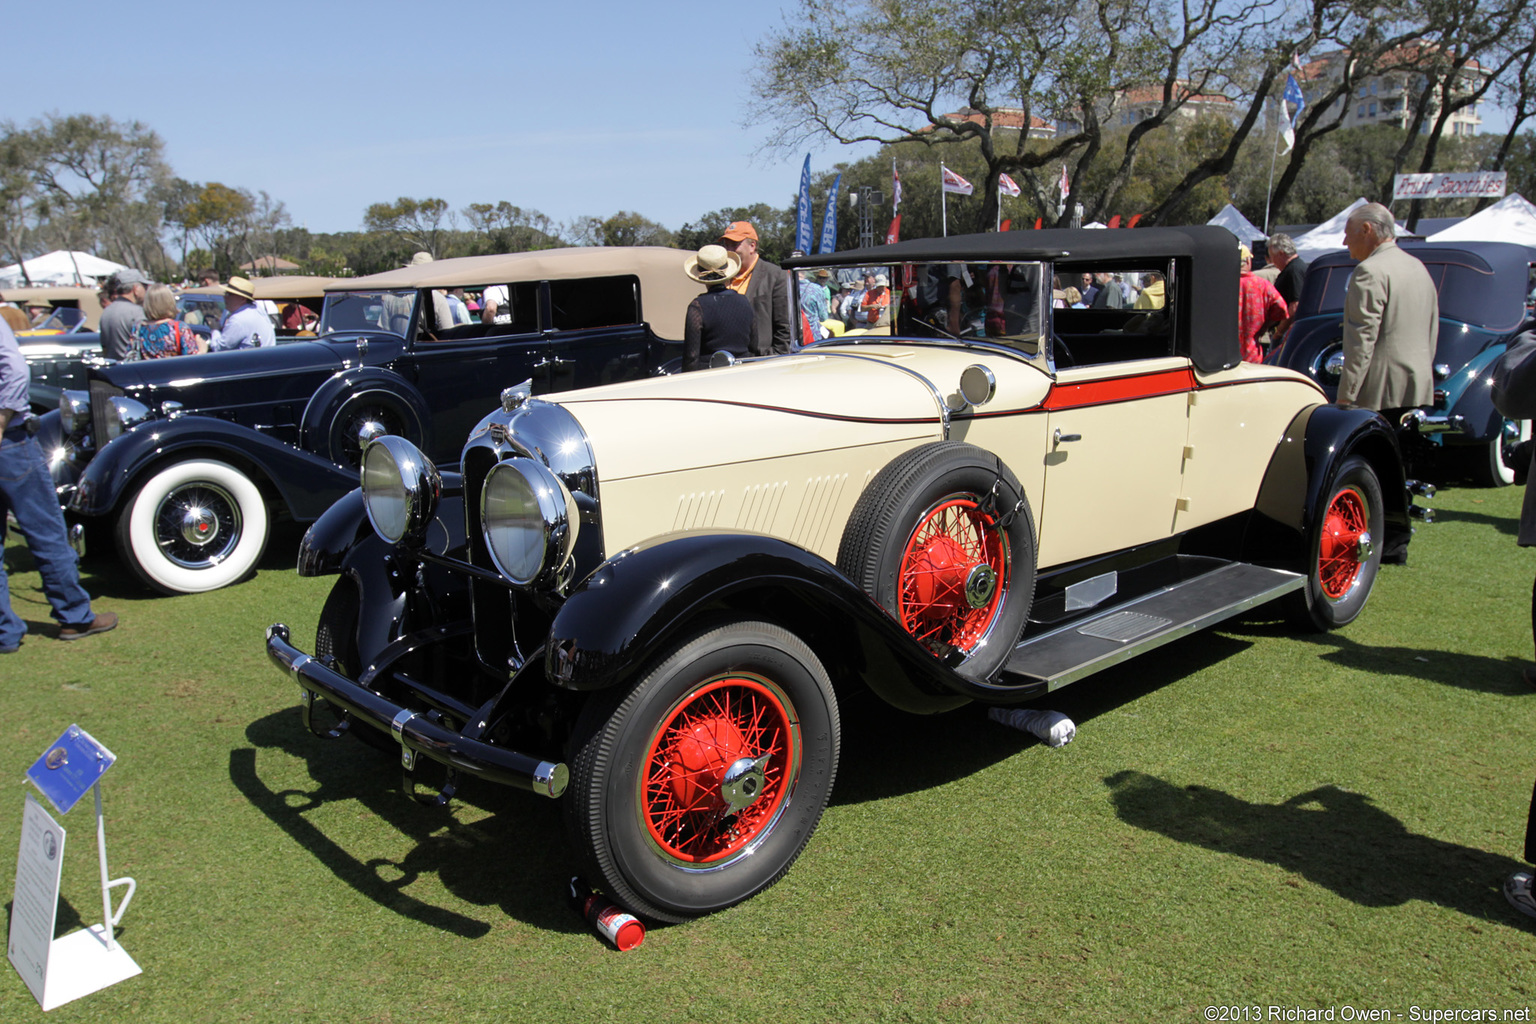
[941, 163, 948, 237]
[1264, 98, 1281, 234]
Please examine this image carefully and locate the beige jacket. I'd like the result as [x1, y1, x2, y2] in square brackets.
[1339, 239, 1437, 410]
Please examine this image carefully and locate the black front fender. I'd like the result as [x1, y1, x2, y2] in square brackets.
[298, 475, 466, 577]
[545, 530, 1034, 713]
[71, 414, 357, 520]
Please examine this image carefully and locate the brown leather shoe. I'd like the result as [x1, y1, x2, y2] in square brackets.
[58, 612, 118, 641]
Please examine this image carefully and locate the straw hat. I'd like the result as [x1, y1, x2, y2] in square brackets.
[224, 276, 257, 301]
[683, 245, 742, 284]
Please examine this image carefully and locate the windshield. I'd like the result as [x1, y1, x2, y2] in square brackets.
[808, 260, 1048, 359]
[31, 307, 85, 332]
[320, 290, 418, 336]
[177, 293, 225, 328]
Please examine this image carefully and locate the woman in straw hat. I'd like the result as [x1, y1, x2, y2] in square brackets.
[682, 245, 754, 372]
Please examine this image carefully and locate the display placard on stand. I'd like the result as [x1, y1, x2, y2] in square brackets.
[8, 725, 140, 1011]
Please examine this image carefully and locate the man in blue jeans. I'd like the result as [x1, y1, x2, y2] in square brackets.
[0, 320, 117, 653]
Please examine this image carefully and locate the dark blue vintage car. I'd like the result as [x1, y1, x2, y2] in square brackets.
[40, 248, 701, 594]
[1266, 239, 1536, 486]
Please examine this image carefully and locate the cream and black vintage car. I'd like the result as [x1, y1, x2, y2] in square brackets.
[267, 226, 1425, 924]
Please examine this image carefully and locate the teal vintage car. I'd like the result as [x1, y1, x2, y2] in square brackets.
[1267, 240, 1536, 486]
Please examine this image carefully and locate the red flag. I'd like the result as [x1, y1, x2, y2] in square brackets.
[1108, 214, 1122, 228]
[1034, 217, 1042, 229]
[999, 218, 1012, 232]
[1128, 214, 1142, 228]
[885, 214, 901, 245]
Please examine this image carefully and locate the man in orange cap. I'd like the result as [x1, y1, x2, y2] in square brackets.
[716, 221, 792, 356]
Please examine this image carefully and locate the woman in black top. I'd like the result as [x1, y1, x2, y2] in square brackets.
[682, 245, 754, 372]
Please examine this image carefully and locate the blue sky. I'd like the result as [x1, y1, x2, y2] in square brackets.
[4, 0, 868, 235]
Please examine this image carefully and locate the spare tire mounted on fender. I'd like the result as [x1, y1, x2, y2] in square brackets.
[837, 441, 1036, 681]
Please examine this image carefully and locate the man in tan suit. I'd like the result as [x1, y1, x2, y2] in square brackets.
[1337, 202, 1437, 420]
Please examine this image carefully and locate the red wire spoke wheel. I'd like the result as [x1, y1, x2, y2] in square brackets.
[566, 621, 839, 922]
[897, 495, 1008, 657]
[641, 675, 797, 864]
[837, 442, 1035, 682]
[1317, 486, 1368, 599]
[1286, 454, 1384, 631]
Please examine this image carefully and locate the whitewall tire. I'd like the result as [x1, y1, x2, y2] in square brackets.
[116, 459, 270, 594]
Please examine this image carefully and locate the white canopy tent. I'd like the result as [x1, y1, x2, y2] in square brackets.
[1292, 199, 1414, 261]
[0, 250, 127, 288]
[1426, 193, 1536, 247]
[1206, 203, 1267, 244]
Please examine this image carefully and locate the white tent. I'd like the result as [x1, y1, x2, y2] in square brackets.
[1292, 199, 1414, 262]
[0, 250, 127, 288]
[1206, 203, 1266, 244]
[1426, 193, 1536, 247]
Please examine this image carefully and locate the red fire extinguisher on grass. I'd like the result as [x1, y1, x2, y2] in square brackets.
[567, 877, 645, 951]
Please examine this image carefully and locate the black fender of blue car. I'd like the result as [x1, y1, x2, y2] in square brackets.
[543, 530, 1029, 714]
[1247, 402, 1412, 567]
[70, 414, 360, 522]
[297, 367, 434, 467]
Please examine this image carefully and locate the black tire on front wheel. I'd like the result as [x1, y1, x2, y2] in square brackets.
[565, 620, 839, 923]
[837, 441, 1035, 681]
[1284, 454, 1385, 632]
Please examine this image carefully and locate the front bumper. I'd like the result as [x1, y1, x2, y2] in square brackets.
[264, 623, 568, 798]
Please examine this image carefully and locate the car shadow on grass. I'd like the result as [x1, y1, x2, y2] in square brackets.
[1104, 770, 1526, 924]
[230, 707, 587, 939]
[1220, 614, 1531, 695]
[832, 630, 1256, 808]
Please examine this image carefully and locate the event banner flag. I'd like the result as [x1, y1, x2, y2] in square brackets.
[796, 155, 814, 254]
[818, 173, 842, 254]
[893, 158, 902, 211]
[1058, 164, 1071, 199]
[999, 173, 1021, 198]
[1392, 171, 1507, 200]
[886, 214, 901, 245]
[942, 166, 974, 195]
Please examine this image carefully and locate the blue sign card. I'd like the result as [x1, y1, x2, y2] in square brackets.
[25, 725, 116, 816]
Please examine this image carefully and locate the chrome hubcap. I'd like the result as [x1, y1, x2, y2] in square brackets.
[720, 754, 769, 813]
[964, 563, 998, 609]
[1356, 530, 1374, 563]
[355, 418, 388, 450]
[180, 505, 219, 547]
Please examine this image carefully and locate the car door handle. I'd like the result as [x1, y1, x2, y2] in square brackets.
[1054, 429, 1082, 445]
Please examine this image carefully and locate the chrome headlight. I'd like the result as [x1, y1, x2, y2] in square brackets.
[482, 457, 579, 587]
[360, 436, 441, 545]
[59, 390, 90, 438]
[1312, 343, 1345, 386]
[103, 395, 152, 442]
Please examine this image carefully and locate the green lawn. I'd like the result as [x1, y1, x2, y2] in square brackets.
[4, 487, 1536, 1023]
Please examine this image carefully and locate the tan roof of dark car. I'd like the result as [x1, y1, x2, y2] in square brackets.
[328, 247, 706, 340]
[181, 276, 340, 301]
[0, 285, 104, 330]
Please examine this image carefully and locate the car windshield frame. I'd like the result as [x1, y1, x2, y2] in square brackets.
[807, 259, 1050, 363]
[320, 289, 420, 337]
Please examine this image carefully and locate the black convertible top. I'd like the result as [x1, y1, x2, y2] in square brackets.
[786, 225, 1243, 374]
